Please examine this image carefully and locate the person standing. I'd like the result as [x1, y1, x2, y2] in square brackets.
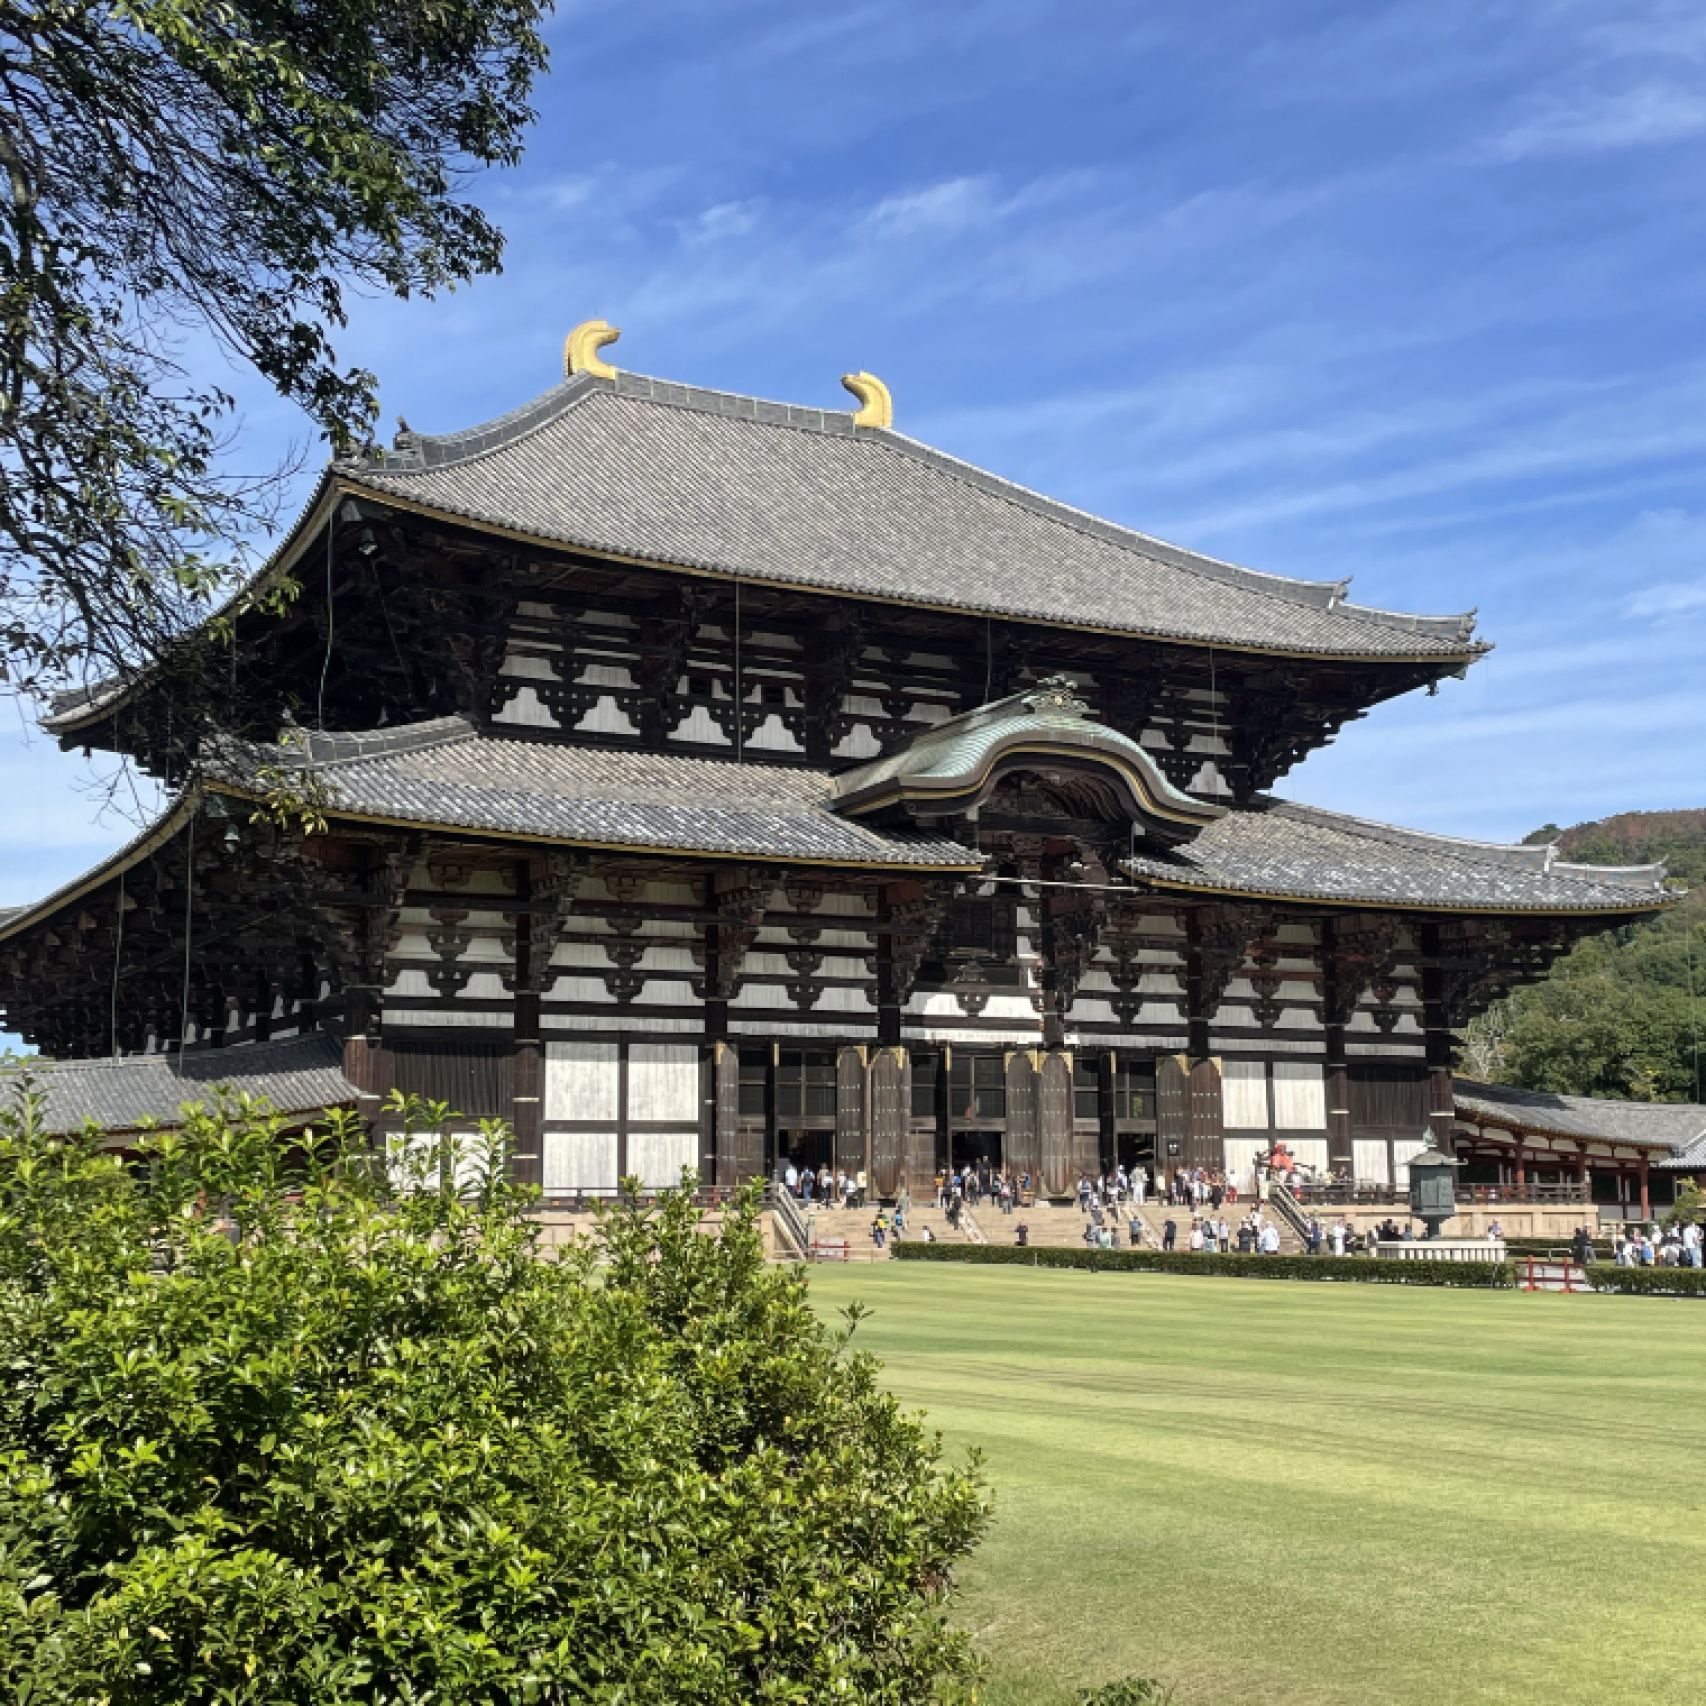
[1162, 1217, 1177, 1252]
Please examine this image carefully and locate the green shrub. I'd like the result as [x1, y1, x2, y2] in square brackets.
[0, 1086, 989, 1703]
[1079, 1678, 1175, 1703]
[1078, 1678, 1173, 1706]
[1585, 1263, 1706, 1296]
[891, 1241, 1515, 1288]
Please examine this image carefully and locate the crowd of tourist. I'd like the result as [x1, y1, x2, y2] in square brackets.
[1609, 1221, 1702, 1267]
[780, 1159, 869, 1209]
[784, 1150, 1705, 1267]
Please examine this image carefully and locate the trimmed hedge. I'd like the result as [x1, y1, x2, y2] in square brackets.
[891, 1240, 1515, 1288]
[1585, 1264, 1706, 1296]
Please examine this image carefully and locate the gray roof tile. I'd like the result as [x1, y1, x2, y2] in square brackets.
[1122, 798, 1672, 913]
[341, 371, 1480, 661]
[13, 1034, 357, 1136]
[215, 718, 982, 870]
[207, 719, 1668, 913]
[1455, 1078, 1706, 1155]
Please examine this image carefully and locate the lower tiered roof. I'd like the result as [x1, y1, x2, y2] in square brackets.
[0, 716, 1674, 950]
[1455, 1079, 1706, 1154]
[9, 1034, 358, 1137]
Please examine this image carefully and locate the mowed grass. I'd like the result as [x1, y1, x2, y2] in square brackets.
[806, 1264, 1706, 1706]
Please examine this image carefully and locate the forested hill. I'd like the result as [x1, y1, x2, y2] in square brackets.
[1523, 809, 1706, 886]
[1465, 810, 1706, 1101]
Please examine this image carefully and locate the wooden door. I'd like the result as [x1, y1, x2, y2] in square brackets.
[711, 1043, 743, 1189]
[1156, 1053, 1189, 1171]
[870, 1048, 908, 1198]
[835, 1046, 868, 1178]
[1004, 1050, 1041, 1186]
[1038, 1051, 1074, 1198]
[1188, 1056, 1224, 1171]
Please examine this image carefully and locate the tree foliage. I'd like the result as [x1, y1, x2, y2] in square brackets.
[1465, 810, 1706, 1101]
[0, 1088, 989, 1703]
[0, 0, 549, 703]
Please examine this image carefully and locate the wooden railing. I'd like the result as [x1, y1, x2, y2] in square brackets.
[1283, 1180, 1590, 1208]
[764, 1183, 811, 1260]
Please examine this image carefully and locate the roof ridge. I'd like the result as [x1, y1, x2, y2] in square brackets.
[13, 1033, 339, 1078]
[1264, 797, 1671, 886]
[1456, 1076, 1706, 1114]
[347, 365, 1481, 647]
[873, 426, 1480, 642]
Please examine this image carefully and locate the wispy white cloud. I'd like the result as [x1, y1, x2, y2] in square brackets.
[678, 198, 765, 246]
[859, 175, 1000, 238]
[1628, 576, 1706, 618]
[1491, 81, 1706, 158]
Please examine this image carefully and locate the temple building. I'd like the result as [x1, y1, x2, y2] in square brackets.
[0, 322, 1679, 1202]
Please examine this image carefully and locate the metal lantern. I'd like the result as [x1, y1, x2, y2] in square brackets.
[1406, 1142, 1461, 1239]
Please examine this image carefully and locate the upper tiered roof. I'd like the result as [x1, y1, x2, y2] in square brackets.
[44, 326, 1486, 739]
[340, 355, 1482, 663]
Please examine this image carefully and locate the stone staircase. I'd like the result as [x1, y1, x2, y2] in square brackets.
[989, 1197, 1305, 1255]
[799, 1201, 984, 1260]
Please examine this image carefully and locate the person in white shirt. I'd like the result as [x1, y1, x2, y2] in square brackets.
[1330, 1220, 1347, 1258]
[1259, 1221, 1281, 1255]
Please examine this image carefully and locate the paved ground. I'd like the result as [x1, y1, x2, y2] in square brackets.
[806, 1262, 1706, 1706]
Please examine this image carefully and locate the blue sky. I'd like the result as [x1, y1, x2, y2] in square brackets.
[10, 0, 1706, 919]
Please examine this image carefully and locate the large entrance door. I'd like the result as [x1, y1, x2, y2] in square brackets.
[870, 1047, 908, 1197]
[1003, 1052, 1039, 1187]
[1039, 1051, 1074, 1197]
[834, 1047, 867, 1178]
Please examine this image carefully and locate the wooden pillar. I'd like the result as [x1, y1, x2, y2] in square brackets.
[709, 1042, 743, 1191]
[1576, 1146, 1590, 1201]
[341, 985, 389, 1132]
[1639, 1152, 1651, 1221]
[1320, 921, 1353, 1177]
[1513, 1140, 1526, 1191]
[1183, 909, 1212, 1064]
[510, 860, 543, 1189]
[875, 887, 901, 1047]
[1417, 922, 1456, 1154]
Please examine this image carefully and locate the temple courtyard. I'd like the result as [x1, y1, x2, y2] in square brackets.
[806, 1264, 1706, 1706]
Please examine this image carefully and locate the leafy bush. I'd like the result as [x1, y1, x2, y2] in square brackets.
[891, 1241, 1516, 1288]
[1079, 1678, 1175, 1703]
[0, 1087, 989, 1703]
[1585, 1263, 1706, 1296]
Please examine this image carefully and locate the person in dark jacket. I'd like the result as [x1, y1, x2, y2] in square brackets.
[1162, 1217, 1177, 1252]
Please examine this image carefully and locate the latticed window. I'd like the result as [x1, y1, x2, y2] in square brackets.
[1073, 1059, 1101, 1123]
[1113, 1059, 1157, 1123]
[949, 1053, 1007, 1121]
[911, 1051, 939, 1119]
[775, 1049, 836, 1120]
[738, 1048, 768, 1120]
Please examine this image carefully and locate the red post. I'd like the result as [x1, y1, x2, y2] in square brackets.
[1639, 1153, 1651, 1221]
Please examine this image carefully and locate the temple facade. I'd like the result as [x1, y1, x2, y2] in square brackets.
[1, 323, 1675, 1200]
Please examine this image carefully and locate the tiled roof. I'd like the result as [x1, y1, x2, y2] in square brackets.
[339, 369, 1481, 661]
[830, 676, 1223, 844]
[0, 722, 1672, 951]
[211, 718, 983, 871]
[1455, 1079, 1706, 1155]
[1123, 798, 1671, 914]
[12, 1033, 358, 1136]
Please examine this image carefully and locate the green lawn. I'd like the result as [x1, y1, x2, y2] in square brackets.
[806, 1264, 1706, 1706]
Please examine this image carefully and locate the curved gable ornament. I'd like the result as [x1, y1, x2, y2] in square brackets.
[829, 675, 1223, 848]
[564, 319, 621, 380]
[841, 370, 894, 429]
